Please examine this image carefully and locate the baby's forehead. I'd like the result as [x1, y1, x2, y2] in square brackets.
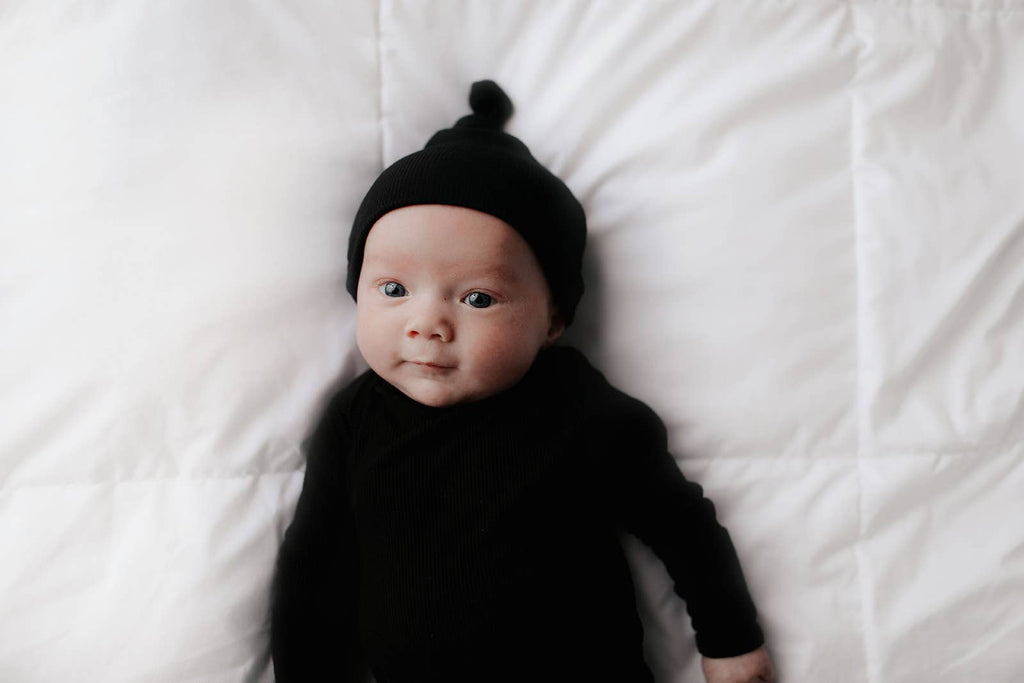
[364, 242, 525, 282]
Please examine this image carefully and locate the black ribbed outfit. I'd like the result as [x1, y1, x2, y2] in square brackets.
[271, 346, 763, 682]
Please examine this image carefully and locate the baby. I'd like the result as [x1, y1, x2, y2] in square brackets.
[271, 81, 774, 683]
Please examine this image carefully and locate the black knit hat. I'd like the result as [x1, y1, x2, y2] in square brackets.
[346, 80, 586, 325]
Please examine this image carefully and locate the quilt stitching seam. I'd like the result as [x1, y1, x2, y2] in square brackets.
[849, 5, 882, 683]
[375, 0, 387, 171]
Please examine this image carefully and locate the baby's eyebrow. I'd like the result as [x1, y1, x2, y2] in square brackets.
[361, 252, 411, 270]
[458, 263, 522, 284]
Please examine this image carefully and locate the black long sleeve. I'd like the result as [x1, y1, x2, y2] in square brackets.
[270, 384, 362, 682]
[589, 378, 764, 658]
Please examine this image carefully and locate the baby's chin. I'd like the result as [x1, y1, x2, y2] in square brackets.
[388, 372, 509, 408]
[387, 373, 475, 408]
[398, 384, 474, 408]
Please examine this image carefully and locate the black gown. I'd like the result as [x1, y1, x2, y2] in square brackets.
[271, 346, 763, 682]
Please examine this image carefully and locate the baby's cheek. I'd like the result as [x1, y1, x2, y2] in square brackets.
[354, 318, 373, 360]
[480, 333, 539, 383]
[356, 311, 393, 368]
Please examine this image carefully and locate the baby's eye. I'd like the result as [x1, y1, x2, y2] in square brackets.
[380, 282, 407, 298]
[463, 292, 493, 309]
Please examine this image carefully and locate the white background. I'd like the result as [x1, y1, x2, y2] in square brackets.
[2, 1, 1023, 681]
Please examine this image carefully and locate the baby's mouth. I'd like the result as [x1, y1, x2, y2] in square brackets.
[408, 360, 455, 371]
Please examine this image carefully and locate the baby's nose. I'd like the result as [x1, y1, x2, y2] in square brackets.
[405, 301, 454, 342]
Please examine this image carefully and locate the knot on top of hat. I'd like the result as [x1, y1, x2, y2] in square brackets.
[462, 80, 513, 129]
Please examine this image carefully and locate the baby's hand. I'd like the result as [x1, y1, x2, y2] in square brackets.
[701, 645, 776, 683]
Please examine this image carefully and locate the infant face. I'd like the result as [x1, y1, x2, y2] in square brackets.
[356, 204, 564, 407]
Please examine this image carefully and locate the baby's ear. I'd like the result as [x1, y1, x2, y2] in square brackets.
[545, 310, 566, 346]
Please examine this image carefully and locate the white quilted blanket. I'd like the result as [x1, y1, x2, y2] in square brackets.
[2, 1, 1022, 681]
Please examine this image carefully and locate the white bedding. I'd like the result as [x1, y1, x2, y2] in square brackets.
[2, 1, 1022, 681]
